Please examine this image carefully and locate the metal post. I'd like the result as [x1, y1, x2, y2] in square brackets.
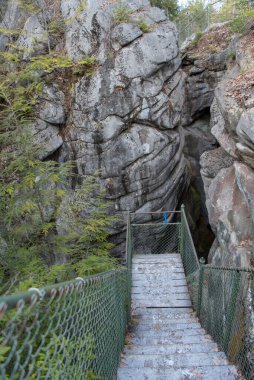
[180, 204, 185, 257]
[125, 212, 132, 320]
[223, 270, 241, 353]
[125, 212, 131, 266]
[197, 261, 204, 318]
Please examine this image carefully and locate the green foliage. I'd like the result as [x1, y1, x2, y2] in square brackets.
[189, 30, 203, 48]
[48, 17, 66, 41]
[17, 0, 40, 14]
[175, 0, 210, 44]
[0, 6, 113, 295]
[113, 4, 132, 24]
[211, 0, 254, 35]
[29, 335, 96, 380]
[0, 343, 10, 364]
[151, 0, 179, 19]
[227, 50, 236, 61]
[229, 9, 254, 34]
[66, 0, 88, 25]
[137, 18, 152, 33]
[0, 155, 117, 292]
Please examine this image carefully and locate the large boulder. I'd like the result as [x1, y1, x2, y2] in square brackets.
[200, 29, 254, 267]
[57, 0, 189, 251]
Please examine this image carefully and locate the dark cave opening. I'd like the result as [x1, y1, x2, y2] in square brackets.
[181, 109, 218, 261]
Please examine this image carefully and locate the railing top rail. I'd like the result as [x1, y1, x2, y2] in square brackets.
[131, 223, 180, 226]
[130, 211, 181, 214]
[203, 264, 254, 274]
[0, 268, 127, 312]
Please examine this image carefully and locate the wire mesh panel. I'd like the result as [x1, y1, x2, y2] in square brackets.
[198, 267, 254, 380]
[0, 270, 129, 380]
[131, 223, 181, 255]
[181, 210, 200, 277]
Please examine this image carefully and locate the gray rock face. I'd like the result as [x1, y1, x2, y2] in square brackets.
[182, 25, 254, 266]
[111, 23, 143, 50]
[199, 33, 254, 267]
[17, 14, 48, 58]
[32, 120, 63, 160]
[57, 0, 188, 250]
[0, 0, 27, 51]
[115, 23, 179, 79]
[181, 54, 226, 126]
[38, 85, 66, 125]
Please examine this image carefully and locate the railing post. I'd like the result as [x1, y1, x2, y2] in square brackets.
[180, 204, 185, 257]
[125, 212, 132, 319]
[223, 270, 241, 353]
[197, 258, 205, 318]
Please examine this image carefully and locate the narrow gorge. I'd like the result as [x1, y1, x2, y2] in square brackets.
[1, 0, 254, 268]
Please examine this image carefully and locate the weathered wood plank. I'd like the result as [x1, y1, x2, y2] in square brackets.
[133, 322, 201, 332]
[117, 366, 238, 380]
[129, 334, 214, 345]
[118, 254, 238, 380]
[121, 352, 228, 368]
[123, 342, 219, 355]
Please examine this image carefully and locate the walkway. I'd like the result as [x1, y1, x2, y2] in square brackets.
[117, 254, 239, 380]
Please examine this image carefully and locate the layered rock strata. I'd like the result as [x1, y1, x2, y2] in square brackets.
[199, 30, 254, 267]
[0, 0, 189, 253]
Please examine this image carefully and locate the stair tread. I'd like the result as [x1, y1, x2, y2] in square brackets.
[117, 365, 239, 380]
[123, 342, 219, 355]
[120, 352, 229, 368]
[118, 254, 239, 379]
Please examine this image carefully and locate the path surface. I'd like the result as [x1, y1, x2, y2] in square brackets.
[117, 254, 239, 380]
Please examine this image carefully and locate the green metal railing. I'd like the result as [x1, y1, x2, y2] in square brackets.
[0, 207, 253, 379]
[196, 266, 254, 379]
[0, 270, 130, 379]
[179, 205, 254, 380]
[129, 206, 254, 379]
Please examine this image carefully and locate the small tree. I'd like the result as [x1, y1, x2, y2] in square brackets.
[0, 4, 116, 294]
[151, 0, 179, 19]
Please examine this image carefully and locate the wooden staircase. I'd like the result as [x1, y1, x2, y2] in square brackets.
[117, 254, 240, 380]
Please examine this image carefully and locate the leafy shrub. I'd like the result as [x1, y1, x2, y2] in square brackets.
[229, 9, 254, 34]
[151, 0, 179, 19]
[113, 4, 132, 24]
[137, 18, 152, 33]
[189, 31, 203, 48]
[227, 49, 236, 60]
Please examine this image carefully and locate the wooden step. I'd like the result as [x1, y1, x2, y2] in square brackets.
[130, 333, 214, 346]
[117, 365, 239, 380]
[120, 352, 229, 368]
[132, 322, 202, 332]
[117, 254, 239, 380]
[123, 342, 219, 355]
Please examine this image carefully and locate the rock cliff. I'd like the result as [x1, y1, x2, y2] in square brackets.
[0, 0, 189, 253]
[184, 25, 254, 267]
[1, 0, 254, 265]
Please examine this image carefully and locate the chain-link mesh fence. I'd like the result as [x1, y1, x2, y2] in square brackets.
[180, 208, 200, 309]
[1, 207, 254, 379]
[196, 266, 254, 380]
[0, 270, 129, 380]
[179, 207, 254, 379]
[132, 223, 181, 255]
[176, 0, 254, 46]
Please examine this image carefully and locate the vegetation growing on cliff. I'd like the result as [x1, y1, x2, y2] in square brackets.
[176, 0, 254, 45]
[151, 0, 179, 18]
[0, 0, 117, 294]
